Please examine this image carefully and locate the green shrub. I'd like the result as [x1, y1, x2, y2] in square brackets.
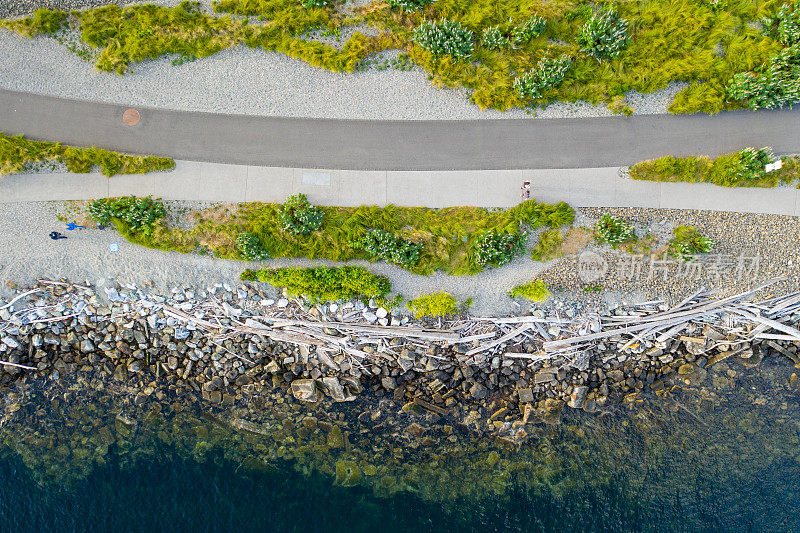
[412, 19, 474, 59]
[513, 55, 572, 101]
[594, 214, 634, 245]
[481, 26, 510, 50]
[301, 0, 332, 7]
[388, 0, 434, 12]
[242, 266, 391, 302]
[88, 196, 167, 234]
[732, 147, 775, 183]
[356, 229, 423, 266]
[762, 1, 800, 46]
[407, 291, 459, 318]
[508, 279, 549, 301]
[668, 226, 714, 259]
[474, 231, 526, 267]
[576, 8, 629, 61]
[511, 15, 546, 45]
[530, 228, 563, 261]
[727, 45, 800, 110]
[279, 193, 323, 235]
[236, 232, 271, 260]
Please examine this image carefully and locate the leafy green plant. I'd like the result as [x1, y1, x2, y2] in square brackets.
[508, 279, 549, 301]
[732, 147, 775, 183]
[511, 15, 546, 45]
[279, 193, 324, 235]
[301, 0, 332, 7]
[727, 45, 800, 110]
[88, 196, 167, 234]
[667, 226, 714, 259]
[412, 19, 474, 59]
[762, 1, 800, 46]
[236, 232, 271, 260]
[241, 266, 391, 302]
[576, 8, 629, 61]
[407, 291, 460, 318]
[594, 214, 635, 245]
[474, 231, 526, 267]
[481, 26, 510, 50]
[513, 55, 572, 101]
[356, 229, 423, 266]
[530, 228, 563, 261]
[388, 0, 434, 12]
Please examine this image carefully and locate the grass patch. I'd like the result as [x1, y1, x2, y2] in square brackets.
[0, 132, 175, 177]
[241, 266, 391, 302]
[629, 148, 800, 187]
[508, 279, 550, 301]
[2, 1, 394, 74]
[109, 198, 573, 275]
[530, 228, 564, 261]
[1, 0, 791, 113]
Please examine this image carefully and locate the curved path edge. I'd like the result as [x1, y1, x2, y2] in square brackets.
[3, 162, 799, 216]
[2, 89, 800, 170]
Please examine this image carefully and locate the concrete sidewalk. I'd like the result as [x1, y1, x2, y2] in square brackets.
[1, 161, 799, 215]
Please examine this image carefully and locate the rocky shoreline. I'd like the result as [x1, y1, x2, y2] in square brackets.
[2, 277, 800, 503]
[3, 278, 800, 440]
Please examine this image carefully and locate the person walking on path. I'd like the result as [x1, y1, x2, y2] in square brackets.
[66, 222, 84, 231]
[49, 231, 67, 240]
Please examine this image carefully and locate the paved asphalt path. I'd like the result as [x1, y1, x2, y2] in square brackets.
[2, 89, 800, 170]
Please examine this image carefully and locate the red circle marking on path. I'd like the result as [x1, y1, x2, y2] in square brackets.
[122, 108, 140, 126]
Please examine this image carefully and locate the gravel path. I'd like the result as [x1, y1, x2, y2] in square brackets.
[0, 201, 550, 315]
[0, 1, 686, 120]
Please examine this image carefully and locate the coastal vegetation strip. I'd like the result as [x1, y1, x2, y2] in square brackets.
[1, 0, 798, 113]
[629, 147, 800, 188]
[0, 132, 175, 177]
[86, 195, 574, 276]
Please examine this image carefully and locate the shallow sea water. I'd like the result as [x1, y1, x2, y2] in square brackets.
[1, 357, 799, 533]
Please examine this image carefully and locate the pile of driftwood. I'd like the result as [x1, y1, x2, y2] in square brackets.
[3, 278, 800, 374]
[158, 277, 800, 373]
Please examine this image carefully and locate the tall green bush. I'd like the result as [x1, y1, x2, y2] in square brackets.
[87, 196, 167, 234]
[576, 8, 629, 61]
[727, 45, 800, 110]
[481, 26, 510, 50]
[511, 15, 546, 45]
[279, 193, 324, 235]
[513, 55, 572, 101]
[356, 229, 423, 267]
[412, 19, 474, 59]
[473, 231, 526, 267]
